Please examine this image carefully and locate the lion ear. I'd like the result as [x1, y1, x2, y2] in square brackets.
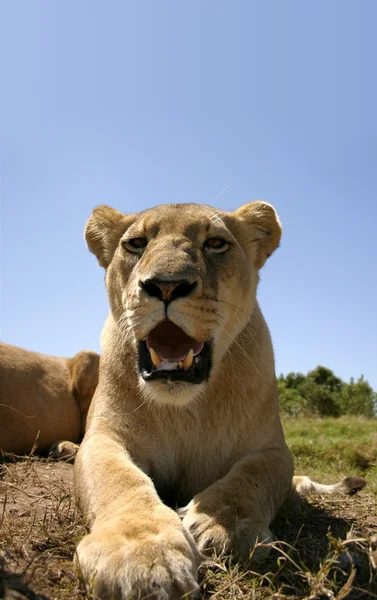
[85, 205, 132, 268]
[67, 351, 100, 400]
[66, 350, 100, 433]
[233, 201, 282, 269]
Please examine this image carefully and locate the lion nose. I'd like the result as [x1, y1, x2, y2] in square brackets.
[140, 279, 198, 302]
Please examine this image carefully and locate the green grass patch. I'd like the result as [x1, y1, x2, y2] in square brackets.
[282, 415, 377, 495]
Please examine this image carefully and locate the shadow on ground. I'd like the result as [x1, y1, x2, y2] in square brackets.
[0, 556, 50, 600]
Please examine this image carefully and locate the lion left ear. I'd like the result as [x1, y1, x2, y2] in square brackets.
[67, 351, 100, 401]
[66, 351, 100, 428]
[232, 201, 282, 269]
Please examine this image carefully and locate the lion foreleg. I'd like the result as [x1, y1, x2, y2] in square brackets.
[74, 431, 200, 600]
[180, 446, 294, 562]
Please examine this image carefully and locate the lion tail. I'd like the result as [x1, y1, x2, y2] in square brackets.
[292, 475, 367, 497]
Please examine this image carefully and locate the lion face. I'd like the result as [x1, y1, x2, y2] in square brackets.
[86, 202, 281, 406]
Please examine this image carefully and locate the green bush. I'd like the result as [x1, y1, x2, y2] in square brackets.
[339, 376, 376, 417]
[278, 367, 376, 418]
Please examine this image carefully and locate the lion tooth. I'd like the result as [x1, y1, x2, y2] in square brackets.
[178, 361, 183, 369]
[182, 349, 194, 371]
[149, 347, 161, 368]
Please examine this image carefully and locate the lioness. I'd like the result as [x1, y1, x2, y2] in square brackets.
[75, 201, 365, 600]
[0, 342, 99, 455]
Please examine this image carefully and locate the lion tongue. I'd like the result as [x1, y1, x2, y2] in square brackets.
[146, 321, 204, 362]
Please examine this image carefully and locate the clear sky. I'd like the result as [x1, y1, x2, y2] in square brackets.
[1, 1, 376, 389]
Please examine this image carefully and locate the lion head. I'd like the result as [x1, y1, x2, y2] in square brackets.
[85, 201, 281, 406]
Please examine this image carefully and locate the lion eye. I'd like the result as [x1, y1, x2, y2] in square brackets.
[204, 238, 229, 253]
[123, 238, 148, 253]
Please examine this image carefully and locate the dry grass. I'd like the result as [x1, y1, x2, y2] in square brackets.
[0, 456, 87, 600]
[0, 416, 376, 599]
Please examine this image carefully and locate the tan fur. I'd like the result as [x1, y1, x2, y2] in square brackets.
[0, 342, 99, 455]
[292, 475, 366, 496]
[74, 201, 362, 600]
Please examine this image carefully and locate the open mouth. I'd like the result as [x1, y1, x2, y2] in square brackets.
[139, 321, 212, 384]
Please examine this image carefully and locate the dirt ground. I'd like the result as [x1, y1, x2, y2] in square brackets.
[0, 457, 376, 600]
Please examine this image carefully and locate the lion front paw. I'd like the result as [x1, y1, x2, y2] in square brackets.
[49, 440, 79, 461]
[75, 521, 201, 600]
[180, 501, 272, 562]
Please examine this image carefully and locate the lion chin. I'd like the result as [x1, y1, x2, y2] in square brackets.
[139, 374, 207, 407]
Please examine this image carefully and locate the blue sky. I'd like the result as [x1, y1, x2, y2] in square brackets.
[1, 1, 376, 389]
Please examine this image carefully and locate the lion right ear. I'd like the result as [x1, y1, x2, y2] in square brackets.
[85, 205, 131, 268]
[232, 201, 282, 269]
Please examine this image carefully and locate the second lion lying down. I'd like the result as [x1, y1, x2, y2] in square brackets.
[0, 343, 99, 457]
[75, 201, 365, 600]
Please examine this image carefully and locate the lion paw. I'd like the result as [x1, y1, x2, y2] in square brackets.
[180, 501, 272, 562]
[49, 440, 79, 462]
[76, 524, 201, 600]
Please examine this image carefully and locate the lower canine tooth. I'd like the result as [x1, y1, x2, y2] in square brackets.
[178, 361, 183, 369]
[150, 347, 161, 368]
[182, 349, 194, 371]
